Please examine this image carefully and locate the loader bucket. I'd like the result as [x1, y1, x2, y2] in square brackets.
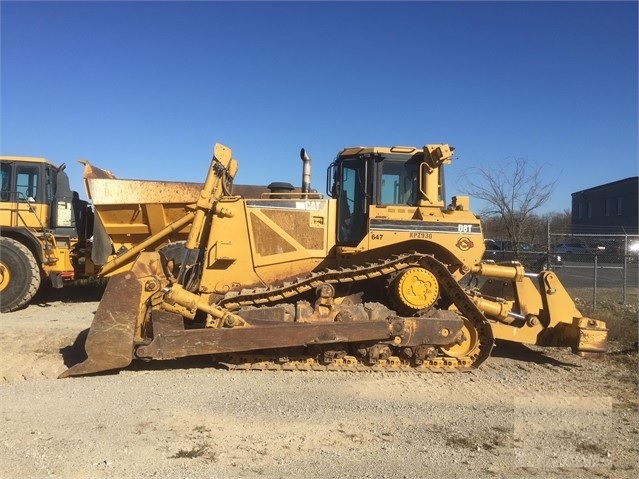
[59, 271, 142, 378]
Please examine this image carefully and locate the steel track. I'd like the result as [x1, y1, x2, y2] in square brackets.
[215, 252, 494, 372]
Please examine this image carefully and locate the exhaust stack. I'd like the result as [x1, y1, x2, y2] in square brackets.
[300, 148, 312, 194]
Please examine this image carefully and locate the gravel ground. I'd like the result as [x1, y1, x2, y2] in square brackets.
[0, 287, 637, 479]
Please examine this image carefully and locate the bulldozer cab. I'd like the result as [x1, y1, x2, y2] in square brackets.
[329, 146, 446, 246]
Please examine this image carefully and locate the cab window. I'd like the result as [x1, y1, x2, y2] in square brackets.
[380, 159, 419, 205]
[338, 159, 368, 244]
[1, 163, 11, 201]
[16, 165, 39, 202]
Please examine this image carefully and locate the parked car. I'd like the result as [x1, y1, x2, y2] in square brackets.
[552, 241, 632, 264]
[608, 240, 639, 263]
[483, 239, 561, 271]
[554, 243, 591, 255]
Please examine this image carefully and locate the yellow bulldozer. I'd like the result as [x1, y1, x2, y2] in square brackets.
[60, 142, 607, 377]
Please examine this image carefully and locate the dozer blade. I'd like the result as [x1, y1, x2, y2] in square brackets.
[59, 272, 142, 378]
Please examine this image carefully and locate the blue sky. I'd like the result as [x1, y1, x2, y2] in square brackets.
[1, 1, 637, 214]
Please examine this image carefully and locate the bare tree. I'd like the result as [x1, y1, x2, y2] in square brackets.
[546, 209, 572, 235]
[461, 157, 556, 251]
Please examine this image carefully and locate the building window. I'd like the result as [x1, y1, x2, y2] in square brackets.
[587, 201, 592, 218]
[577, 202, 583, 219]
[605, 198, 612, 216]
[617, 197, 623, 216]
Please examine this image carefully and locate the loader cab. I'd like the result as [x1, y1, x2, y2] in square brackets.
[1, 159, 43, 204]
[328, 146, 447, 246]
[0, 157, 93, 238]
[1, 157, 51, 231]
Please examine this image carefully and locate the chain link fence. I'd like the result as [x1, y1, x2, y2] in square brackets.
[547, 232, 638, 308]
[481, 232, 638, 309]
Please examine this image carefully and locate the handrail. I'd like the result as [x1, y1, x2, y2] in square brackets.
[0, 190, 48, 231]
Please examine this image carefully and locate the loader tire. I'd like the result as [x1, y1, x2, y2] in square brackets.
[159, 241, 187, 278]
[160, 242, 199, 288]
[0, 237, 41, 313]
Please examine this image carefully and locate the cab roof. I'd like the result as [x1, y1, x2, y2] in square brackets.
[0, 156, 58, 167]
[336, 144, 454, 159]
[337, 146, 421, 157]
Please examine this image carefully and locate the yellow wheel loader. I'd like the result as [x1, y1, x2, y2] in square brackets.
[60, 142, 607, 377]
[0, 156, 97, 312]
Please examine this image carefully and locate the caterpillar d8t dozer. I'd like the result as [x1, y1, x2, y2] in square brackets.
[60, 142, 607, 378]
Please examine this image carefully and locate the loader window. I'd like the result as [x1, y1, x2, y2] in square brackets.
[45, 167, 54, 203]
[1, 163, 11, 202]
[16, 165, 39, 202]
[380, 160, 419, 206]
[338, 159, 368, 244]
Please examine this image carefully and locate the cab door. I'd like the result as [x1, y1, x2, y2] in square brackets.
[0, 160, 48, 229]
[337, 159, 369, 245]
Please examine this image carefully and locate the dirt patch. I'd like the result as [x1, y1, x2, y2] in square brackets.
[0, 287, 637, 478]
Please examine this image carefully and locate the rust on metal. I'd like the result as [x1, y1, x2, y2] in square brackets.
[58, 271, 141, 378]
[133, 309, 465, 361]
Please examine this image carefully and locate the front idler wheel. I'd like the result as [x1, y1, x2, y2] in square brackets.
[440, 315, 480, 359]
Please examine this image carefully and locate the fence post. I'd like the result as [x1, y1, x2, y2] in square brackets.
[623, 234, 628, 304]
[546, 220, 551, 269]
[592, 255, 598, 309]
